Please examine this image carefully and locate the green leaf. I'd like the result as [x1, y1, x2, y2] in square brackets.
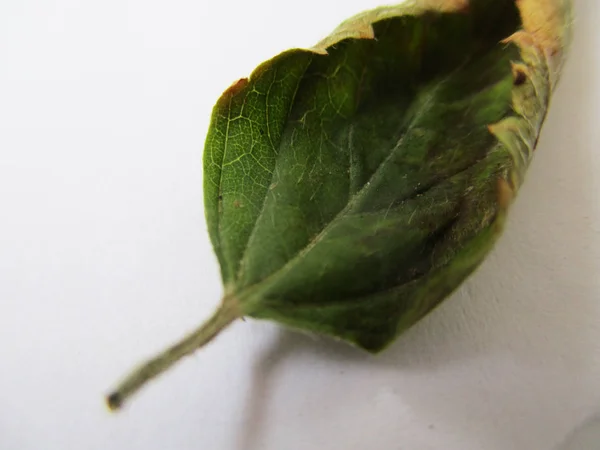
[107, 0, 573, 410]
[203, 0, 556, 350]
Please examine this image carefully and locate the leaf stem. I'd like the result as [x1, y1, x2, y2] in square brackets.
[106, 295, 240, 411]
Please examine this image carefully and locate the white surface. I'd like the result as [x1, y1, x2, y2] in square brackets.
[559, 414, 600, 450]
[1, 1, 599, 449]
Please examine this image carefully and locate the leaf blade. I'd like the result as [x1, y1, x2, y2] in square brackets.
[202, 0, 566, 350]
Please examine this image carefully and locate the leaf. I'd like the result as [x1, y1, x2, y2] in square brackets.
[107, 0, 573, 410]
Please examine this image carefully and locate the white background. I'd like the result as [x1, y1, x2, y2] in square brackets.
[1, 1, 599, 449]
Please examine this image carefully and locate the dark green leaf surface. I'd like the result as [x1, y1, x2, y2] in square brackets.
[203, 1, 554, 351]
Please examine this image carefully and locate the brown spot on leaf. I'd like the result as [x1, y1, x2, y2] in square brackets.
[511, 63, 528, 86]
[356, 24, 375, 40]
[422, 0, 469, 12]
[497, 178, 514, 209]
[215, 78, 249, 109]
[223, 78, 249, 98]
